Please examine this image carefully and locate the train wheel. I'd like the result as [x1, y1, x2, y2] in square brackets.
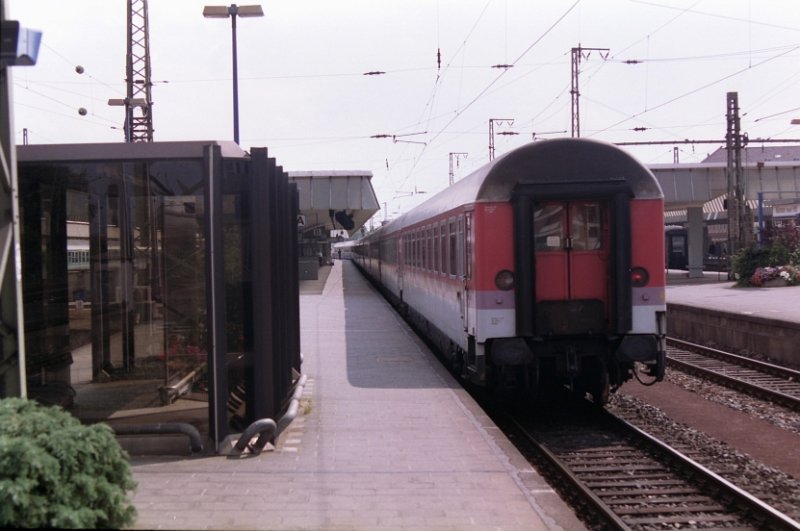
[589, 368, 610, 406]
[449, 344, 464, 376]
[574, 359, 610, 406]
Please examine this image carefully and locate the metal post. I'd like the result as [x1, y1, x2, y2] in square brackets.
[448, 152, 468, 185]
[725, 91, 748, 274]
[570, 46, 580, 138]
[757, 191, 764, 245]
[204, 4, 263, 146]
[570, 45, 609, 138]
[489, 119, 513, 161]
[231, 11, 239, 145]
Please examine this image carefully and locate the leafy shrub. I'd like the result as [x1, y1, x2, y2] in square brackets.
[732, 221, 800, 286]
[731, 246, 771, 286]
[0, 398, 137, 529]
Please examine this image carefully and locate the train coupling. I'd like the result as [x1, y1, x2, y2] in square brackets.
[641, 349, 666, 381]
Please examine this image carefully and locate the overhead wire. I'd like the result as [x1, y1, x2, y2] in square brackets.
[588, 44, 800, 137]
[629, 0, 800, 34]
[394, 0, 582, 194]
[380, 0, 495, 200]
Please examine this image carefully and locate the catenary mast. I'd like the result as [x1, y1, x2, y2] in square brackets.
[125, 0, 154, 142]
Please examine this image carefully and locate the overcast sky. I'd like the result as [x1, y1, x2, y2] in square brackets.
[8, 0, 800, 218]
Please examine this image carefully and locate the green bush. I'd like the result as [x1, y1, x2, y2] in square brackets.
[731, 245, 771, 286]
[733, 222, 800, 286]
[0, 398, 137, 529]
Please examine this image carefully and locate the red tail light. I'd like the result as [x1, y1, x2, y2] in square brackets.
[631, 266, 649, 287]
[495, 270, 515, 290]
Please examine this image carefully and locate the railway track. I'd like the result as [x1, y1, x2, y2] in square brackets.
[666, 337, 800, 411]
[507, 406, 799, 530]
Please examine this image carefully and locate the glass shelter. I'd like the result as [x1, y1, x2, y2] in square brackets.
[17, 141, 301, 452]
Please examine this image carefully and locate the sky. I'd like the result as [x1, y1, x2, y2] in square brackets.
[7, 0, 800, 220]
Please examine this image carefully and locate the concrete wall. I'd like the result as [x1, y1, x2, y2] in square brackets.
[667, 303, 800, 368]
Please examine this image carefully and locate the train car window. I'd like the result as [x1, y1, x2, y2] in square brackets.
[414, 231, 419, 267]
[449, 219, 457, 276]
[433, 224, 439, 273]
[430, 227, 435, 271]
[383, 237, 394, 265]
[419, 230, 423, 269]
[410, 231, 415, 268]
[533, 203, 564, 250]
[571, 202, 603, 250]
[423, 228, 427, 270]
[423, 226, 433, 271]
[422, 227, 427, 270]
[440, 221, 447, 275]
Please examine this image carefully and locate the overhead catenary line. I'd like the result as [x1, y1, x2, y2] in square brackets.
[394, 0, 581, 194]
[380, 0, 495, 199]
[589, 44, 800, 138]
[630, 0, 800, 33]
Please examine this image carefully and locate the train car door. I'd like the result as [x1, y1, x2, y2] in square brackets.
[462, 212, 474, 334]
[533, 200, 610, 334]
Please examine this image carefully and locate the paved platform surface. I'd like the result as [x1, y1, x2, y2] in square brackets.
[665, 271, 800, 325]
[128, 261, 585, 530]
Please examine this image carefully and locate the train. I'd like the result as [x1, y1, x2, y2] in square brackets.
[665, 225, 689, 270]
[665, 225, 729, 272]
[352, 138, 667, 404]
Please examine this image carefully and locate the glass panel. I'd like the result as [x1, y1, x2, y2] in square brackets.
[419, 229, 428, 269]
[533, 203, 564, 250]
[103, 181, 130, 373]
[449, 220, 457, 276]
[571, 202, 603, 250]
[161, 195, 206, 393]
[433, 225, 439, 273]
[671, 235, 685, 253]
[440, 222, 447, 275]
[21, 159, 208, 422]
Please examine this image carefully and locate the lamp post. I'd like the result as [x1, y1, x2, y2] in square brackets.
[203, 4, 263, 145]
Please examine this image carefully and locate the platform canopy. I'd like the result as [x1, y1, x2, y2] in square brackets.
[288, 170, 380, 237]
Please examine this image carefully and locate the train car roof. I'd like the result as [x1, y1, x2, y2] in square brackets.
[383, 138, 663, 235]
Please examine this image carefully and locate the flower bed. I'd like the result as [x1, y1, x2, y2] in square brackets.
[749, 265, 799, 287]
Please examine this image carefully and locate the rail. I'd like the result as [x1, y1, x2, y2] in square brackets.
[666, 337, 800, 411]
[508, 409, 799, 530]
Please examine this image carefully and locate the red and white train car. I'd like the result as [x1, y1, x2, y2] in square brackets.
[354, 138, 666, 403]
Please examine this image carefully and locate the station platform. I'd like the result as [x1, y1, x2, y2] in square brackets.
[128, 261, 585, 530]
[666, 269, 800, 324]
[664, 270, 800, 366]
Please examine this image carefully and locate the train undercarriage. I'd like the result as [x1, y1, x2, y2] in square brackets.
[466, 335, 665, 405]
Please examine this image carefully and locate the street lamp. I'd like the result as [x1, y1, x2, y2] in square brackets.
[203, 4, 264, 145]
